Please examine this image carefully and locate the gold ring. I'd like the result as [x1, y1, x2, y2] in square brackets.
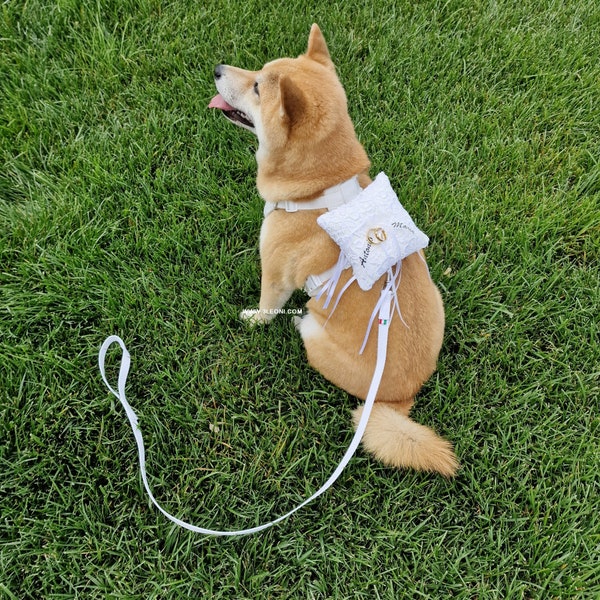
[366, 227, 387, 244]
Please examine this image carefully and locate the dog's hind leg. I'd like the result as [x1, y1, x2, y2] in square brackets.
[296, 312, 376, 401]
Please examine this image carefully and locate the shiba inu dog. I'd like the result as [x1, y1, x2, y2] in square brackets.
[210, 24, 458, 477]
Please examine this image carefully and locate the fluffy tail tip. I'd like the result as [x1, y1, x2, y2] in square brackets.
[352, 404, 459, 478]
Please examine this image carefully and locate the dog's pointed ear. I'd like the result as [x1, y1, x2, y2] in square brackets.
[305, 24, 332, 67]
[278, 75, 306, 127]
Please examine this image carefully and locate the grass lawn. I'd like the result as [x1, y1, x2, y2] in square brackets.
[1, 0, 599, 597]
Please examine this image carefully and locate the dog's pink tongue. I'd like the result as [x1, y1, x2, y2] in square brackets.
[209, 94, 233, 110]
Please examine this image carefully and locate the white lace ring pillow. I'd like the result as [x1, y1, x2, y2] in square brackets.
[317, 172, 429, 291]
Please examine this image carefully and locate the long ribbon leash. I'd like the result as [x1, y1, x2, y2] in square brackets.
[98, 287, 393, 536]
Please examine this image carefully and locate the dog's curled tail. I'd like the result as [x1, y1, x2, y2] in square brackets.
[352, 403, 459, 478]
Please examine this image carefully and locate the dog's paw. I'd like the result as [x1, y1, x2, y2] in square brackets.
[240, 308, 270, 325]
[292, 315, 303, 331]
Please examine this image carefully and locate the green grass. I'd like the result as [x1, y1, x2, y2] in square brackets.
[1, 0, 599, 597]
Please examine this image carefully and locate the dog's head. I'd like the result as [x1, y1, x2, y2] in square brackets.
[210, 25, 341, 142]
[210, 24, 370, 201]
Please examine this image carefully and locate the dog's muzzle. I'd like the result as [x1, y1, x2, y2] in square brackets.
[209, 65, 255, 130]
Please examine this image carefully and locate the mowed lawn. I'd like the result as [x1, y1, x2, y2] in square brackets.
[1, 0, 598, 598]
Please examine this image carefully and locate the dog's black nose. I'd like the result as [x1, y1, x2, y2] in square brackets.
[214, 64, 224, 80]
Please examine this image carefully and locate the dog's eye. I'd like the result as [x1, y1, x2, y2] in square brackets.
[253, 81, 259, 96]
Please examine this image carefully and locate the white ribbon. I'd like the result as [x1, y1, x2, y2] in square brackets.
[98, 286, 394, 536]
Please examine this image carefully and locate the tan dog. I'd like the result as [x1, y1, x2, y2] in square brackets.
[210, 24, 458, 477]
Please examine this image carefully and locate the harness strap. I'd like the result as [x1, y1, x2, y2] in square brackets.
[263, 176, 362, 217]
[98, 285, 394, 537]
[304, 264, 340, 297]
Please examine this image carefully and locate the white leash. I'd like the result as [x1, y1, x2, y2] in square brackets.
[98, 286, 394, 537]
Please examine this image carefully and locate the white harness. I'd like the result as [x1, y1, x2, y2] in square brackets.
[98, 173, 430, 536]
[263, 175, 363, 218]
